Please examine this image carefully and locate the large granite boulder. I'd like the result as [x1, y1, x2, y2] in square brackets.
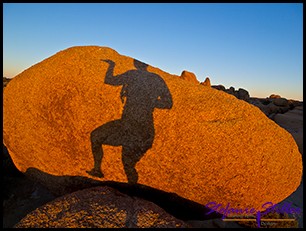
[3, 46, 302, 213]
[15, 186, 189, 228]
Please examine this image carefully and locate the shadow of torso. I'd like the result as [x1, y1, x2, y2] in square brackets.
[88, 60, 173, 183]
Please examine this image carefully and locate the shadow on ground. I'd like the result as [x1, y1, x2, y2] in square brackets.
[24, 167, 223, 221]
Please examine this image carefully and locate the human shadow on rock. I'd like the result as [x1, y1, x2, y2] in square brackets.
[87, 59, 173, 184]
[25, 167, 223, 221]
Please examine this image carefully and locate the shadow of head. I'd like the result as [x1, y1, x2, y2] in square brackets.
[133, 59, 148, 71]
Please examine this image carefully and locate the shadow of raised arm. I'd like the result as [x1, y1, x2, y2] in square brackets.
[102, 59, 126, 86]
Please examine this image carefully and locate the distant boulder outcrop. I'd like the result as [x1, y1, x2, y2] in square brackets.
[288, 99, 303, 109]
[3, 77, 11, 88]
[248, 96, 303, 118]
[237, 88, 250, 101]
[211, 85, 250, 102]
[269, 94, 281, 99]
[3, 46, 302, 213]
[211, 84, 226, 91]
[248, 98, 281, 117]
[211, 84, 301, 117]
[272, 98, 289, 107]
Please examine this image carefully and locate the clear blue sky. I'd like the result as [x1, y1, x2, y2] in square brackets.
[3, 3, 303, 100]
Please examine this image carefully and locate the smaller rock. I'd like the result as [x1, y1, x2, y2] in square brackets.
[273, 98, 289, 107]
[200, 77, 211, 87]
[180, 70, 199, 84]
[3, 175, 56, 228]
[249, 98, 282, 117]
[3, 77, 11, 88]
[288, 100, 303, 109]
[227, 86, 235, 95]
[266, 103, 281, 115]
[269, 94, 281, 99]
[279, 106, 290, 114]
[212, 85, 249, 102]
[258, 98, 271, 105]
[15, 186, 189, 228]
[211, 85, 226, 91]
[249, 99, 269, 115]
[237, 88, 250, 101]
[248, 98, 262, 107]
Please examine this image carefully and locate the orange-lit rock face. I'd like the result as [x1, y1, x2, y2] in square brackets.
[201, 77, 211, 87]
[3, 46, 302, 212]
[180, 70, 199, 84]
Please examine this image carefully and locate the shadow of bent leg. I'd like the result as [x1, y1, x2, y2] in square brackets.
[122, 147, 146, 184]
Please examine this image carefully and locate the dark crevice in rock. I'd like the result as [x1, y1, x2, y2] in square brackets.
[24, 167, 223, 221]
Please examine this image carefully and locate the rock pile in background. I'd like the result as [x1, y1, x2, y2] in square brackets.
[210, 83, 302, 118]
[211, 84, 250, 101]
[248, 97, 302, 118]
[269, 94, 281, 99]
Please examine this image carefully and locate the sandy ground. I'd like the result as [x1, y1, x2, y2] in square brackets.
[274, 106, 303, 154]
[273, 106, 303, 228]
